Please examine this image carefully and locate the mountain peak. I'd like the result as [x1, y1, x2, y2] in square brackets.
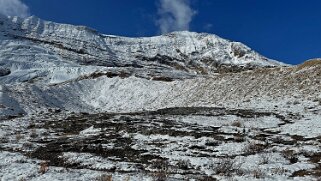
[0, 16, 286, 85]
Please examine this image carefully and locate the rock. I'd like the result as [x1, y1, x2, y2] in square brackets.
[0, 67, 10, 77]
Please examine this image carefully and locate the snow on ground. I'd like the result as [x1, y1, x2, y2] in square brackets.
[1, 104, 320, 180]
[1, 14, 321, 180]
[0, 151, 148, 181]
[280, 114, 321, 138]
[0, 63, 320, 180]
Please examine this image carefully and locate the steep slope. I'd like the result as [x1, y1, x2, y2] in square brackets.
[0, 60, 320, 181]
[0, 15, 284, 85]
[5, 59, 320, 115]
[0, 14, 288, 118]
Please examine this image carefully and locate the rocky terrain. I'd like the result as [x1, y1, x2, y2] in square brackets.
[0, 15, 321, 181]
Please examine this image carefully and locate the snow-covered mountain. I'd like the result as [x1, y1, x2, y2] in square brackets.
[0, 15, 284, 84]
[1, 15, 321, 181]
[0, 15, 289, 117]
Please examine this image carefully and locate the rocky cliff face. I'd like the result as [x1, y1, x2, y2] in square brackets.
[0, 15, 284, 84]
[0, 15, 289, 117]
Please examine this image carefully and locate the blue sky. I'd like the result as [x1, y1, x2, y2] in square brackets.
[3, 0, 321, 64]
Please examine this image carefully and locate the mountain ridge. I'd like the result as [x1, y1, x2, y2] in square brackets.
[0, 15, 285, 85]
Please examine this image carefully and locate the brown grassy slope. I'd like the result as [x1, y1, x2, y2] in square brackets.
[175, 59, 321, 105]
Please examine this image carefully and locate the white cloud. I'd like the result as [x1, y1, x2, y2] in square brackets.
[0, 0, 30, 18]
[157, 0, 196, 34]
[204, 23, 213, 31]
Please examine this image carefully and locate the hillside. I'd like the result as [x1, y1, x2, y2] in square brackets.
[0, 15, 320, 181]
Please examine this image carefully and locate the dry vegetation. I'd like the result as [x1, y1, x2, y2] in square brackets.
[296, 59, 321, 70]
